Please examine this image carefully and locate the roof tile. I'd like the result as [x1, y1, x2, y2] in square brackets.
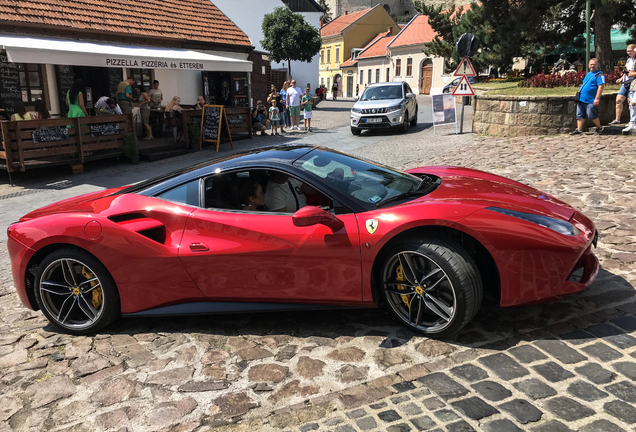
[320, 8, 371, 37]
[0, 0, 251, 46]
[388, 15, 436, 48]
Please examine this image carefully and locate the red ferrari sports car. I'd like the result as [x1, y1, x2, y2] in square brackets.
[7, 146, 599, 338]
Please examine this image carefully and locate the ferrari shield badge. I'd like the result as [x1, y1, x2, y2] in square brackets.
[366, 219, 379, 235]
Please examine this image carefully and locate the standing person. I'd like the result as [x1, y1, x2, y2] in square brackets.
[10, 102, 33, 121]
[280, 81, 290, 131]
[148, 80, 163, 108]
[286, 79, 303, 130]
[117, 76, 135, 115]
[609, 44, 636, 125]
[137, 85, 154, 140]
[267, 84, 286, 133]
[269, 99, 281, 136]
[301, 88, 313, 132]
[67, 79, 88, 118]
[332, 79, 338, 100]
[623, 78, 636, 134]
[570, 58, 605, 135]
[33, 100, 50, 120]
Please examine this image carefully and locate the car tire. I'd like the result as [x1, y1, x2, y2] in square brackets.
[380, 237, 482, 338]
[351, 127, 362, 135]
[410, 106, 418, 127]
[34, 248, 121, 335]
[402, 112, 410, 133]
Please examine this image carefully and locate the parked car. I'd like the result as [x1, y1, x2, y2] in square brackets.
[442, 76, 477, 93]
[7, 146, 598, 338]
[350, 82, 418, 135]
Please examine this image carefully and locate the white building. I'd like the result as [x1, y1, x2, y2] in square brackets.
[214, 0, 323, 91]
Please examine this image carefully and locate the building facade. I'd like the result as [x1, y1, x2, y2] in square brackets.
[0, 0, 253, 118]
[319, 5, 399, 97]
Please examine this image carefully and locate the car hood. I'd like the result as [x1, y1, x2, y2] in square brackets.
[353, 98, 404, 110]
[19, 187, 127, 221]
[406, 166, 576, 221]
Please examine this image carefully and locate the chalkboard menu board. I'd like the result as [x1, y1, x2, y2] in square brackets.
[31, 127, 69, 144]
[227, 114, 244, 125]
[90, 123, 121, 137]
[107, 69, 123, 97]
[0, 52, 22, 115]
[55, 65, 75, 117]
[201, 105, 221, 141]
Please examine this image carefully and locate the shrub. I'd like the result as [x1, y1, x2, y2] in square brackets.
[124, 132, 139, 158]
[189, 122, 201, 148]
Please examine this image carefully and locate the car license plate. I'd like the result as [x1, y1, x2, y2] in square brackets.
[366, 118, 382, 123]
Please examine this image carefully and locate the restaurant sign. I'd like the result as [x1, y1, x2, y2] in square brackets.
[105, 58, 204, 70]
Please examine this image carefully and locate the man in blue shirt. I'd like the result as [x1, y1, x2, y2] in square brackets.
[571, 58, 605, 135]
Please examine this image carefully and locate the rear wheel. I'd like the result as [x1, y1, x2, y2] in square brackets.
[34, 248, 120, 335]
[380, 237, 482, 338]
[351, 127, 362, 135]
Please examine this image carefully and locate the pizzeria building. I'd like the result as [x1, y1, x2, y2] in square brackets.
[0, 0, 254, 118]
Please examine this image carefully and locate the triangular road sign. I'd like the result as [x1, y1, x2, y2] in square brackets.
[453, 56, 477, 77]
[452, 76, 475, 96]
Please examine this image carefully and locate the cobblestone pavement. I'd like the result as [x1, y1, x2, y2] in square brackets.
[0, 108, 633, 431]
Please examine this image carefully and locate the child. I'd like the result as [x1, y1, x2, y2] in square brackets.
[302, 88, 313, 132]
[269, 99, 281, 136]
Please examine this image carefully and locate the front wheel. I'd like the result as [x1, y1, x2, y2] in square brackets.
[402, 112, 410, 133]
[410, 106, 418, 127]
[380, 237, 482, 338]
[351, 127, 361, 135]
[34, 248, 121, 335]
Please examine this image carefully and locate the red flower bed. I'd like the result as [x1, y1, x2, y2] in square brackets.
[518, 70, 623, 88]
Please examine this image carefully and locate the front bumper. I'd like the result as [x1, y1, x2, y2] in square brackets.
[351, 109, 403, 129]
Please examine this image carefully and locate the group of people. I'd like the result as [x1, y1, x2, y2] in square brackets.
[571, 44, 636, 136]
[252, 78, 315, 136]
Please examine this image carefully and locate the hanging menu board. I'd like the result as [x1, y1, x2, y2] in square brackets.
[55, 65, 75, 117]
[107, 69, 123, 97]
[0, 52, 22, 116]
[90, 123, 121, 137]
[200, 105, 233, 152]
[31, 127, 69, 144]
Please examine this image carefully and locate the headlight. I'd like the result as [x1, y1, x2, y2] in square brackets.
[351, 108, 361, 113]
[387, 105, 403, 111]
[487, 207, 581, 236]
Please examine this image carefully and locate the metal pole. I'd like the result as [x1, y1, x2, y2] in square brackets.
[460, 97, 466, 134]
[586, 0, 591, 72]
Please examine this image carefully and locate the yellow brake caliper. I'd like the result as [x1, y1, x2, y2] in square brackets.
[396, 265, 411, 307]
[82, 267, 102, 309]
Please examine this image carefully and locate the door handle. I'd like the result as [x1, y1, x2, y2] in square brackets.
[189, 243, 209, 252]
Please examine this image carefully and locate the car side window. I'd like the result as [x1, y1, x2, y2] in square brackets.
[204, 169, 333, 214]
[156, 179, 200, 207]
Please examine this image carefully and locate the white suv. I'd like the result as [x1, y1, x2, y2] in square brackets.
[350, 82, 418, 135]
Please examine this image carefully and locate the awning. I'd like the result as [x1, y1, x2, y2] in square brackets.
[0, 35, 252, 72]
[550, 29, 632, 55]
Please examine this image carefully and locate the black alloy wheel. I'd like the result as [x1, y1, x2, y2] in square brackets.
[380, 237, 482, 338]
[35, 248, 121, 335]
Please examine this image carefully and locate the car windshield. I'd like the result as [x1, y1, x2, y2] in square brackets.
[294, 150, 422, 208]
[360, 85, 403, 101]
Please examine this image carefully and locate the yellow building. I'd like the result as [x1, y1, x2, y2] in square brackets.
[319, 5, 399, 98]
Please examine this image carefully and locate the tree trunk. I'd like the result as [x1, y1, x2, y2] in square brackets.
[593, 7, 613, 73]
[287, 59, 292, 78]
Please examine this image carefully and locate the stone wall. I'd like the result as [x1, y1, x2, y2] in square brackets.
[472, 93, 626, 137]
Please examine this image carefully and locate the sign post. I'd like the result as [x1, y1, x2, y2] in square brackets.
[200, 105, 233, 152]
[454, 33, 479, 134]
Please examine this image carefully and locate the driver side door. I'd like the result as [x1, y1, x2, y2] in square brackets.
[178, 169, 363, 304]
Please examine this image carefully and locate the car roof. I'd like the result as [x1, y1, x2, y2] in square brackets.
[120, 145, 317, 195]
[366, 82, 403, 88]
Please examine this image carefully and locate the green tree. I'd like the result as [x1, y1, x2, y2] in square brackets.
[261, 7, 322, 77]
[317, 0, 332, 25]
